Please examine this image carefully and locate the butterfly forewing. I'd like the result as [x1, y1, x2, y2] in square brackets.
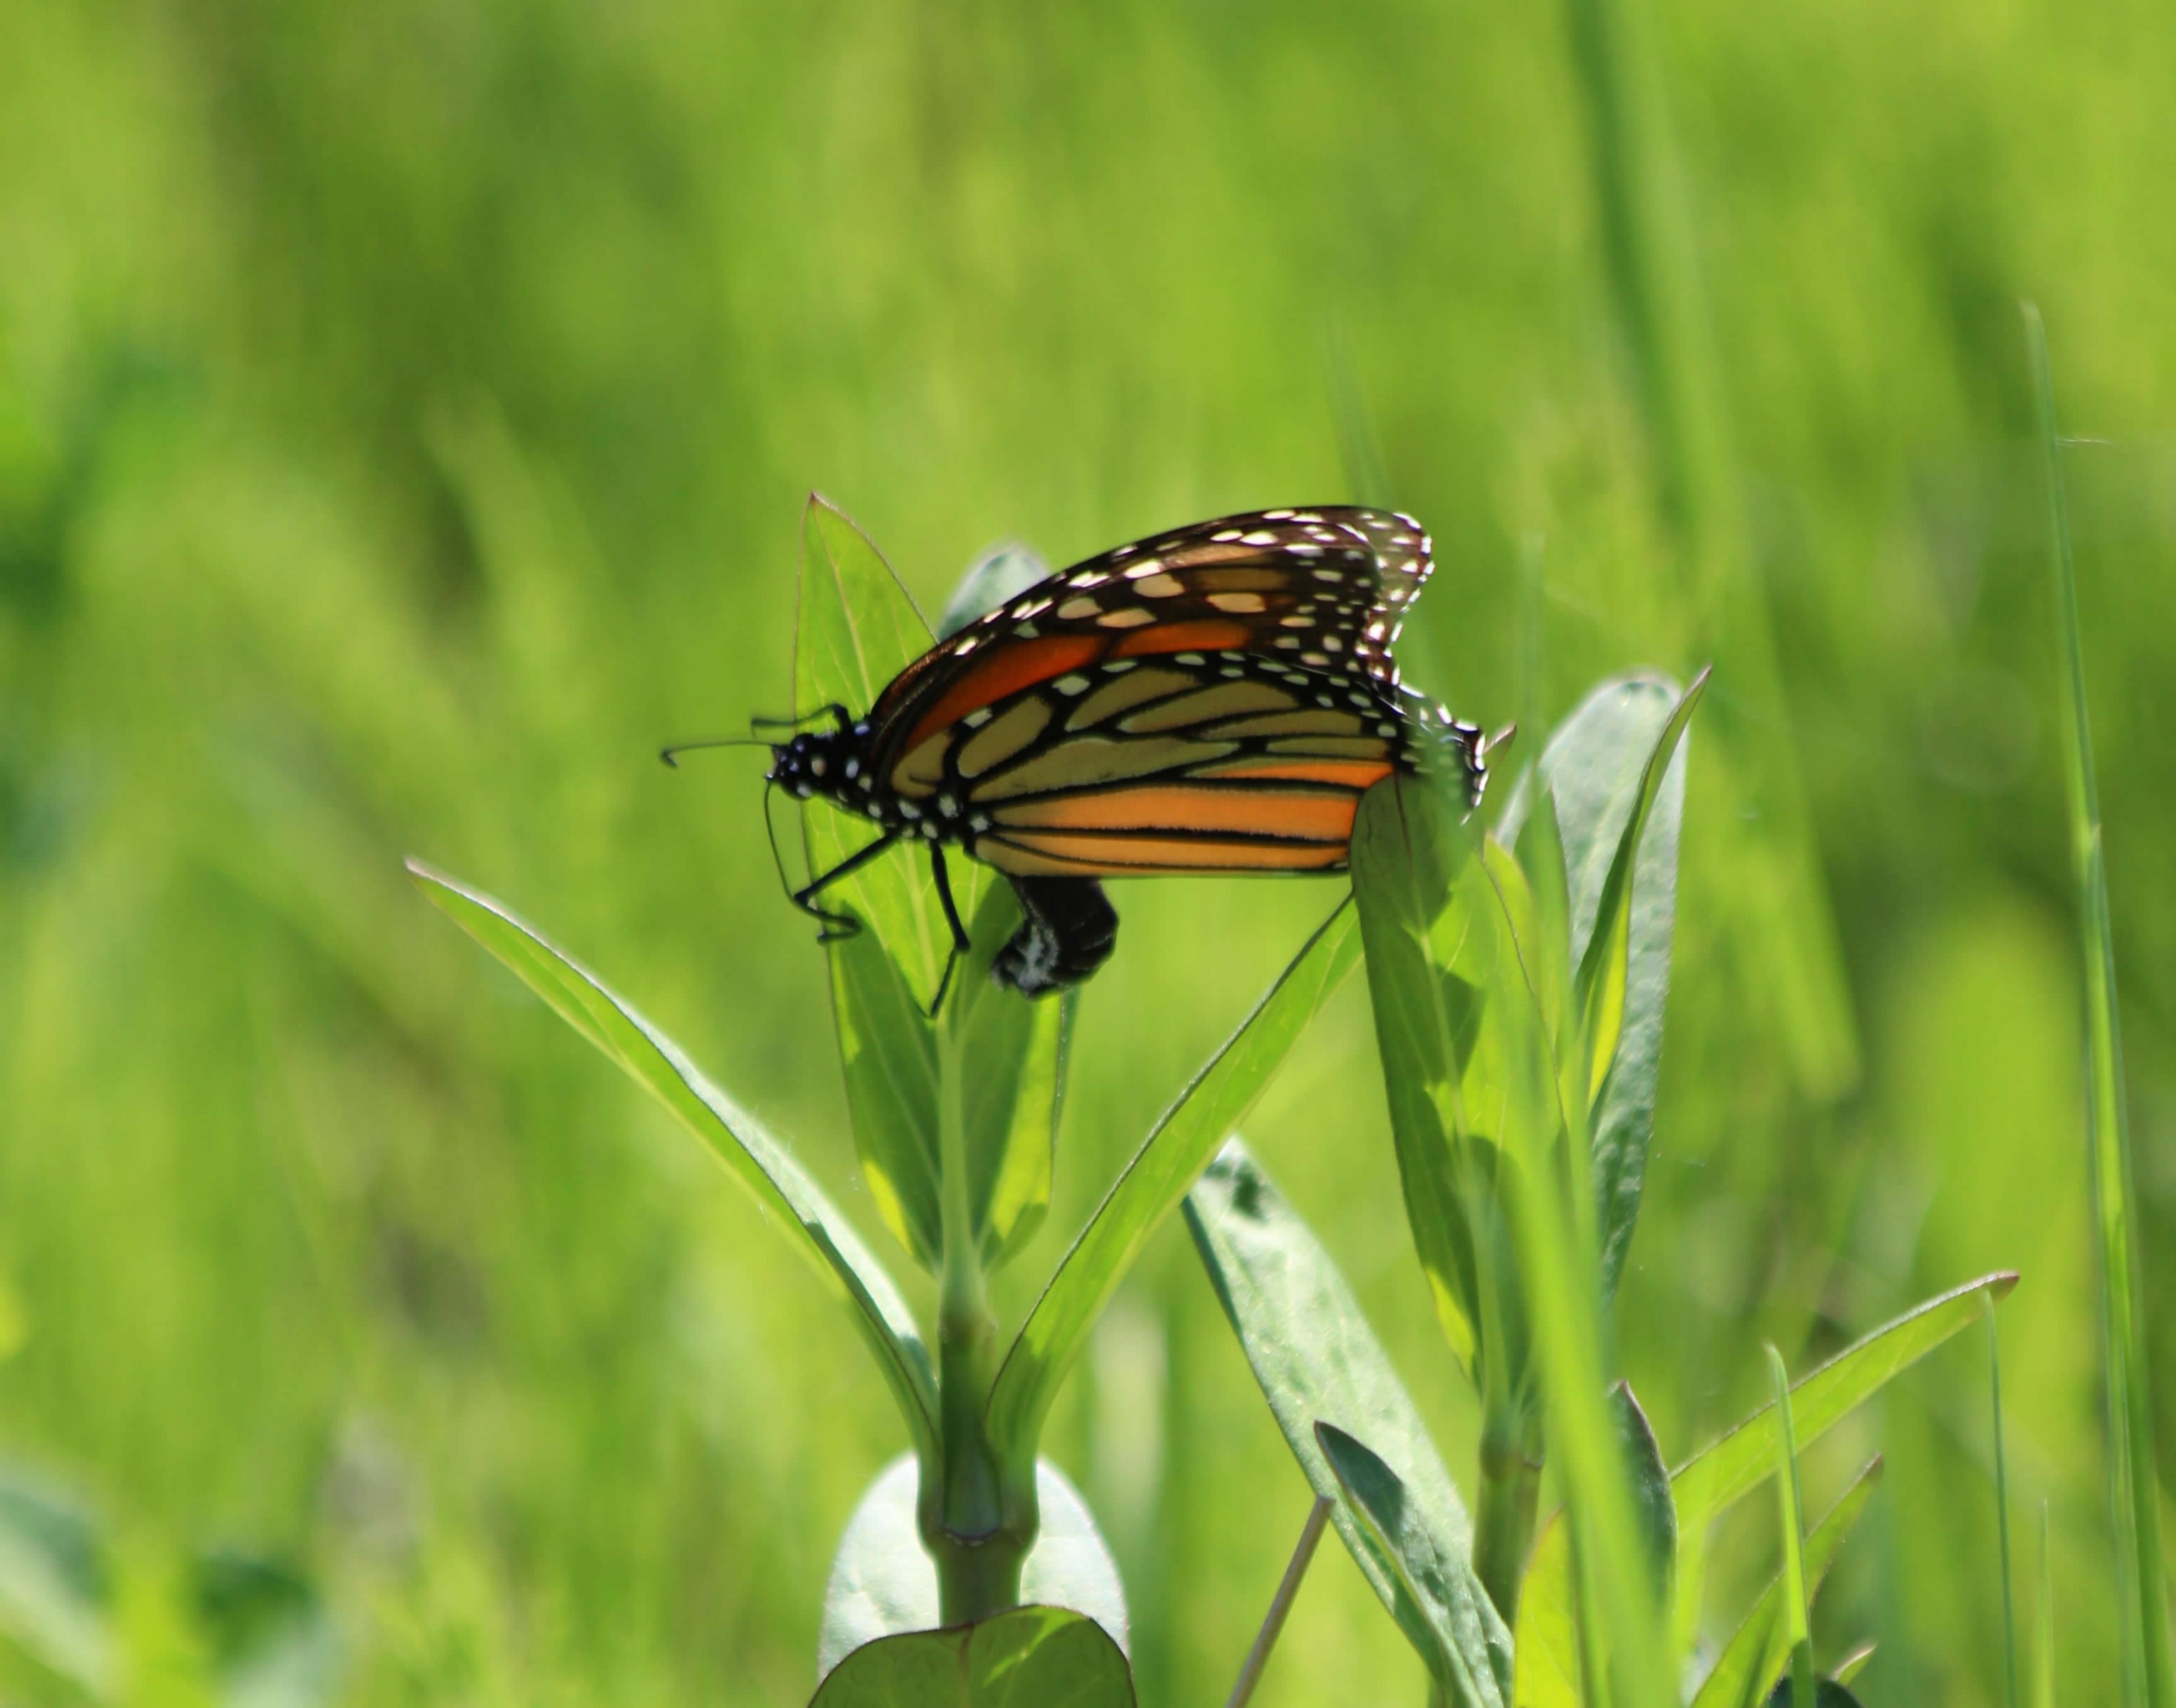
[851, 506, 1471, 879]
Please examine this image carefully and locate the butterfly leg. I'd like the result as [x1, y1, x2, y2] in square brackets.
[791, 828, 902, 941]
[925, 843, 972, 1016]
[993, 875, 1118, 998]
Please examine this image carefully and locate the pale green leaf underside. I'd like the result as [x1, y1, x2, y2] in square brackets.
[1500, 673, 1693, 1297]
[1186, 1142, 1511, 1708]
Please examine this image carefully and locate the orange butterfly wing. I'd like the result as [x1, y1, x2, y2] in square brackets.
[860, 507, 1476, 875]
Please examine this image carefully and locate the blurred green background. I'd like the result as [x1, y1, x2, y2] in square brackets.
[3, 0, 2172, 1702]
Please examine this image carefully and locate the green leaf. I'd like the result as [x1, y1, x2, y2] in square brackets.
[1350, 776, 1531, 1396]
[1315, 1425, 1510, 1708]
[947, 886, 1071, 1271]
[818, 1456, 1127, 1683]
[795, 494, 957, 1007]
[1692, 1457, 1883, 1708]
[1671, 1271, 2017, 1536]
[797, 503, 1067, 1275]
[984, 902, 1361, 1482]
[406, 861, 940, 1459]
[1611, 1381, 1676, 1598]
[1501, 673, 1696, 1296]
[831, 881, 1068, 1273]
[1183, 1142, 1511, 1708]
[1510, 1512, 1579, 1708]
[938, 543, 1051, 641]
[808, 1606, 1134, 1708]
[1831, 1644, 1876, 1687]
[830, 913, 943, 1267]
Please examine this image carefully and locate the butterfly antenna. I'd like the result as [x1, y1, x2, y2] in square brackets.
[660, 736, 771, 766]
[749, 703, 852, 734]
[1484, 722, 1518, 759]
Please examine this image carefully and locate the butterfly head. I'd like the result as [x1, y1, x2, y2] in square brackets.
[763, 706, 871, 804]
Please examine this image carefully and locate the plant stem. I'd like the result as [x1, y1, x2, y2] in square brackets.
[925, 1004, 1034, 1625]
[1224, 1497, 1333, 1708]
[1473, 1436, 1542, 1624]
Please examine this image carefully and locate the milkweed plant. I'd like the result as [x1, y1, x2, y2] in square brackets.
[411, 392, 2150, 1708]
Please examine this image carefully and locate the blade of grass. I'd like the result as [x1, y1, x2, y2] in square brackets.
[1671, 1271, 2018, 1534]
[1686, 1457, 1883, 1708]
[2025, 299, 2173, 1708]
[985, 903, 1362, 1485]
[1766, 1346, 1815, 1708]
[406, 863, 940, 1462]
[1992, 1303, 2021, 1708]
[2034, 1501, 2056, 1708]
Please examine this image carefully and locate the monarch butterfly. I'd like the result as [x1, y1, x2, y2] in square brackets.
[766, 506, 1489, 998]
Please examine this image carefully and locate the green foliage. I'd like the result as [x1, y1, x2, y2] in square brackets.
[807, 1606, 1133, 1708]
[1347, 670, 1700, 1649]
[1513, 1274, 2009, 1704]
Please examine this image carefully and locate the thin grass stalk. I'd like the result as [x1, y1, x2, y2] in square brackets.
[1224, 1497, 1333, 1708]
[1991, 1304, 2021, 1708]
[1488, 866, 1672, 1708]
[1767, 1345, 1816, 1708]
[2025, 299, 2173, 1708]
[2035, 1501, 2056, 1708]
